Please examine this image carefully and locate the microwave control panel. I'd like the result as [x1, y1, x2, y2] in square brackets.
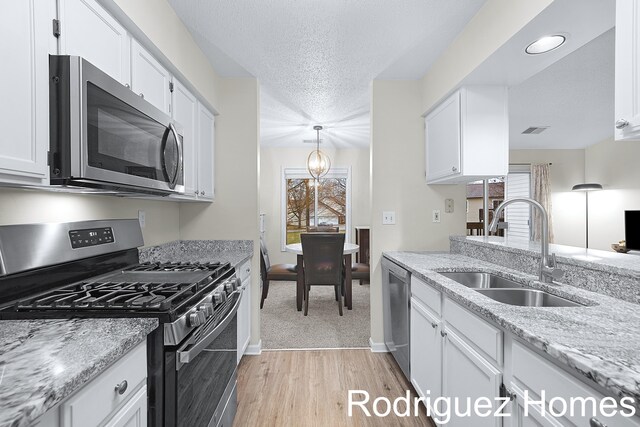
[69, 227, 114, 249]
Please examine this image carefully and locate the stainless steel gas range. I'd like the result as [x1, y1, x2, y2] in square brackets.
[0, 219, 240, 427]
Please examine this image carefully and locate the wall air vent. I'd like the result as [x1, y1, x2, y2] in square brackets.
[522, 126, 549, 134]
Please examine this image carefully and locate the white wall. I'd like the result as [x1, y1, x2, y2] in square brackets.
[259, 146, 370, 265]
[509, 149, 585, 247]
[370, 80, 466, 345]
[421, 0, 553, 114]
[586, 138, 640, 251]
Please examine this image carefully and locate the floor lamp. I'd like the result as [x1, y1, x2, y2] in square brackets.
[571, 183, 603, 248]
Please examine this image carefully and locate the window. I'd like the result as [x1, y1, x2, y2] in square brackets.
[281, 168, 351, 249]
[505, 165, 532, 240]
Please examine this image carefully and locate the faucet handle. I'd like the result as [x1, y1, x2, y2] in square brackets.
[548, 253, 564, 281]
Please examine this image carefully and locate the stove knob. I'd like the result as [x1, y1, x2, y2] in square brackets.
[199, 303, 214, 317]
[213, 290, 227, 304]
[225, 280, 236, 293]
[196, 310, 207, 324]
[188, 312, 202, 327]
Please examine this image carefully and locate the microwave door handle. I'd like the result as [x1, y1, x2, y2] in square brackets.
[168, 123, 182, 190]
[176, 290, 242, 369]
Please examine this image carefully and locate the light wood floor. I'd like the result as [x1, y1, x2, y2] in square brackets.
[234, 349, 435, 427]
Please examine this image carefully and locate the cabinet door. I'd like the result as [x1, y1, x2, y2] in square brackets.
[104, 386, 147, 427]
[237, 276, 251, 363]
[131, 40, 171, 115]
[410, 298, 442, 406]
[197, 103, 215, 200]
[425, 91, 461, 183]
[507, 387, 563, 427]
[615, 0, 640, 141]
[58, 0, 130, 85]
[172, 80, 198, 198]
[442, 327, 502, 427]
[0, 0, 51, 184]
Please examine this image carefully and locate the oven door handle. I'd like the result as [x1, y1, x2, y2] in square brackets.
[177, 290, 242, 369]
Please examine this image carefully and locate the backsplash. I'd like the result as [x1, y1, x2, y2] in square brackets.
[450, 236, 640, 305]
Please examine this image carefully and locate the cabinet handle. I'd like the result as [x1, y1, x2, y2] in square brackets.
[430, 322, 438, 329]
[440, 330, 447, 338]
[201, 191, 205, 195]
[194, 190, 198, 195]
[125, 83, 130, 89]
[139, 93, 144, 99]
[615, 119, 629, 129]
[452, 166, 458, 172]
[114, 380, 128, 395]
[590, 418, 607, 427]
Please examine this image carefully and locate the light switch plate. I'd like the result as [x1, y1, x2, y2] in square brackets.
[445, 199, 454, 213]
[138, 210, 146, 228]
[382, 211, 396, 225]
[432, 210, 441, 223]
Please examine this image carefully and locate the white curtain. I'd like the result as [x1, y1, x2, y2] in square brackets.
[531, 164, 554, 243]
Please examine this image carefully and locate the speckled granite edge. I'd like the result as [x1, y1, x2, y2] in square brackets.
[0, 318, 158, 427]
[383, 251, 640, 408]
[451, 236, 640, 305]
[139, 240, 254, 268]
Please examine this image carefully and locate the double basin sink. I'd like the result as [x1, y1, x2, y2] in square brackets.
[439, 272, 584, 307]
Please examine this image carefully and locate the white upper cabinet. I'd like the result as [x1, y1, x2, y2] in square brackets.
[425, 86, 509, 184]
[615, 0, 640, 141]
[58, 0, 131, 85]
[172, 80, 198, 197]
[197, 103, 215, 201]
[0, 0, 52, 185]
[131, 40, 171, 115]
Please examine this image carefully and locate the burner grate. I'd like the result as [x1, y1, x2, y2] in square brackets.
[125, 261, 223, 272]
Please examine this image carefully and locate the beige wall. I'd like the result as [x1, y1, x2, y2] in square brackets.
[370, 80, 466, 345]
[0, 188, 179, 246]
[179, 78, 261, 346]
[509, 149, 586, 247]
[421, 0, 553, 114]
[259, 147, 370, 265]
[586, 138, 640, 251]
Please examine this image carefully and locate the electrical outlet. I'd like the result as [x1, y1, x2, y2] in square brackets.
[138, 210, 146, 228]
[432, 210, 441, 223]
[382, 211, 396, 225]
[445, 199, 454, 213]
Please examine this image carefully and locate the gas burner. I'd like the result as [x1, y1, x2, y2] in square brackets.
[125, 262, 223, 272]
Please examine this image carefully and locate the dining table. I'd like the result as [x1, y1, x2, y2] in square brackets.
[285, 242, 359, 311]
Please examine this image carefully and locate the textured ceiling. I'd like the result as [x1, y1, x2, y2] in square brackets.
[509, 29, 614, 150]
[166, 0, 486, 148]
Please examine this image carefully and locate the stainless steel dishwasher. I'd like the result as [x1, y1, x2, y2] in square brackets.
[382, 257, 410, 379]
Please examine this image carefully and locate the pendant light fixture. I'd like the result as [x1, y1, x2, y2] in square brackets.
[307, 125, 331, 179]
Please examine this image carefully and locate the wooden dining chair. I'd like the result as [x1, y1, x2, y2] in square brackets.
[300, 232, 345, 316]
[351, 262, 370, 286]
[259, 237, 297, 309]
[306, 226, 339, 232]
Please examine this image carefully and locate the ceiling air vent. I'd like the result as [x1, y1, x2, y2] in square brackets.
[522, 126, 549, 135]
[303, 139, 324, 144]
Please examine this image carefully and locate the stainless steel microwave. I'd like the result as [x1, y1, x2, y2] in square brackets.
[49, 55, 184, 195]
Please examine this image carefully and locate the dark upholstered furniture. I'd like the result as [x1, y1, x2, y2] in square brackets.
[259, 238, 297, 309]
[351, 262, 370, 286]
[300, 233, 345, 316]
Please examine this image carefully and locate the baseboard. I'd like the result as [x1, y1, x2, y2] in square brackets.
[245, 340, 262, 355]
[369, 337, 388, 353]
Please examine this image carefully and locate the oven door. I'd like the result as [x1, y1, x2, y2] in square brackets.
[166, 291, 240, 427]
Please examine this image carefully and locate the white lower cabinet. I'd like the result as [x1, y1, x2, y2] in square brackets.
[35, 341, 147, 427]
[409, 277, 640, 427]
[410, 297, 441, 406]
[442, 326, 502, 427]
[237, 260, 252, 363]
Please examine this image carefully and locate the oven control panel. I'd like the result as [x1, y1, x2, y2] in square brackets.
[69, 227, 114, 249]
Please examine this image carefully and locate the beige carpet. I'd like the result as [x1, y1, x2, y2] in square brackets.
[260, 280, 370, 349]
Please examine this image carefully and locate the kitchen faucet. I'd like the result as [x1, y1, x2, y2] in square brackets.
[489, 197, 564, 284]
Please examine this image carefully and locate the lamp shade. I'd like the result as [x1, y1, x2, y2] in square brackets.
[572, 183, 603, 192]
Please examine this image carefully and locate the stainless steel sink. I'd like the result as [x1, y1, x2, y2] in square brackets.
[475, 289, 584, 307]
[439, 272, 524, 289]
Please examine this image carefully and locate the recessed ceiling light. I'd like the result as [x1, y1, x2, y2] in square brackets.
[525, 35, 566, 55]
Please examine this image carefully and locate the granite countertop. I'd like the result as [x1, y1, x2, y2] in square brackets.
[0, 318, 158, 427]
[383, 251, 640, 405]
[139, 240, 253, 268]
[452, 235, 640, 279]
